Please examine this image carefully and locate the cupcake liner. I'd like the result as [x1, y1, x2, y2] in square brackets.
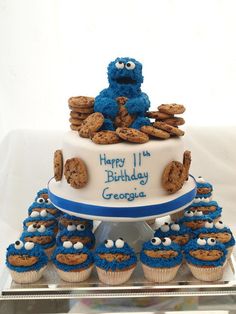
[45, 245, 56, 259]
[141, 263, 180, 283]
[170, 210, 184, 222]
[9, 266, 47, 284]
[96, 266, 135, 285]
[187, 262, 227, 281]
[56, 265, 93, 282]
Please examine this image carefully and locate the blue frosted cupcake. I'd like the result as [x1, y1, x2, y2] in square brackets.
[154, 222, 191, 246]
[179, 210, 210, 230]
[195, 176, 213, 200]
[59, 213, 93, 231]
[21, 224, 56, 258]
[186, 200, 222, 222]
[192, 220, 235, 258]
[29, 190, 61, 218]
[52, 241, 94, 282]
[6, 240, 48, 283]
[184, 237, 227, 281]
[23, 210, 58, 234]
[140, 237, 182, 282]
[56, 223, 95, 249]
[95, 238, 137, 285]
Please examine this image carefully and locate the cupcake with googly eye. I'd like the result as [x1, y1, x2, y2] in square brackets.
[184, 237, 227, 281]
[52, 241, 94, 282]
[140, 237, 182, 283]
[94, 238, 137, 285]
[186, 200, 222, 222]
[154, 222, 191, 247]
[195, 176, 213, 200]
[20, 224, 56, 258]
[56, 223, 95, 249]
[179, 209, 210, 230]
[6, 240, 48, 283]
[23, 210, 58, 234]
[58, 213, 93, 231]
[192, 220, 235, 259]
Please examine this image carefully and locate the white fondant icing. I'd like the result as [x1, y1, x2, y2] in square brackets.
[171, 224, 180, 231]
[27, 225, 37, 232]
[38, 225, 46, 233]
[194, 210, 203, 216]
[184, 211, 194, 217]
[67, 224, 76, 231]
[160, 224, 170, 232]
[14, 240, 23, 250]
[205, 221, 214, 229]
[196, 177, 206, 183]
[30, 211, 39, 218]
[74, 242, 84, 250]
[37, 197, 45, 204]
[40, 210, 48, 217]
[77, 224, 85, 231]
[207, 238, 216, 246]
[197, 238, 206, 246]
[215, 221, 225, 229]
[105, 239, 114, 248]
[24, 242, 35, 250]
[115, 238, 125, 248]
[63, 241, 73, 248]
[162, 237, 171, 246]
[151, 237, 161, 245]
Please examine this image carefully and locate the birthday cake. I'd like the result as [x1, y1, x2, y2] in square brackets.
[48, 57, 196, 221]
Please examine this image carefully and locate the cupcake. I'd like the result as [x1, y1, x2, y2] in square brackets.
[6, 240, 48, 283]
[195, 176, 213, 200]
[59, 213, 93, 231]
[179, 210, 210, 230]
[21, 224, 56, 258]
[187, 200, 222, 222]
[184, 237, 227, 281]
[95, 238, 137, 285]
[140, 237, 182, 283]
[52, 241, 94, 282]
[23, 210, 58, 234]
[29, 196, 61, 218]
[154, 222, 191, 246]
[56, 223, 95, 249]
[192, 220, 235, 259]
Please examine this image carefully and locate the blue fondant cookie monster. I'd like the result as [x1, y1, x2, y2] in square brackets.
[94, 57, 151, 130]
[154, 222, 191, 246]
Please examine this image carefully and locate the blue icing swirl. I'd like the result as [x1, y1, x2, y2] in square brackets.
[154, 223, 191, 238]
[59, 213, 93, 230]
[56, 228, 95, 249]
[6, 243, 48, 272]
[184, 238, 227, 267]
[140, 240, 182, 268]
[186, 201, 222, 220]
[94, 242, 137, 271]
[52, 245, 94, 271]
[20, 229, 56, 250]
[196, 181, 213, 190]
[179, 214, 210, 224]
[35, 188, 49, 200]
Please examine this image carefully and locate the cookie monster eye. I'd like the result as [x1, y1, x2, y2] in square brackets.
[115, 238, 124, 248]
[207, 238, 216, 246]
[36, 197, 45, 204]
[215, 221, 225, 230]
[74, 242, 84, 250]
[67, 223, 76, 232]
[37, 225, 46, 233]
[194, 210, 203, 216]
[63, 241, 73, 248]
[162, 237, 172, 246]
[125, 61, 135, 70]
[205, 219, 214, 228]
[40, 209, 48, 217]
[27, 224, 37, 232]
[196, 176, 205, 183]
[104, 239, 114, 248]
[115, 61, 124, 69]
[184, 210, 194, 217]
[45, 198, 51, 204]
[24, 242, 35, 250]
[160, 222, 170, 232]
[30, 211, 40, 218]
[171, 224, 180, 231]
[151, 237, 161, 245]
[14, 240, 24, 250]
[193, 198, 201, 204]
[77, 224, 85, 231]
[197, 238, 207, 246]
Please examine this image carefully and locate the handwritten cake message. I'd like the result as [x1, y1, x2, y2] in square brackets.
[99, 151, 151, 202]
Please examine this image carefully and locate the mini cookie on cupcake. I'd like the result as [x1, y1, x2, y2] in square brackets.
[184, 237, 227, 281]
[140, 237, 183, 283]
[95, 238, 137, 285]
[195, 176, 213, 200]
[187, 200, 222, 222]
[192, 220, 235, 259]
[154, 222, 191, 246]
[59, 213, 93, 231]
[179, 210, 210, 230]
[21, 224, 56, 258]
[6, 240, 48, 283]
[52, 241, 94, 282]
[23, 210, 58, 234]
[56, 223, 95, 249]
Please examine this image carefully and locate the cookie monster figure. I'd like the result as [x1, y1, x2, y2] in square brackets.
[94, 57, 151, 130]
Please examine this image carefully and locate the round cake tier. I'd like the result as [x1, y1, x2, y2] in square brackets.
[48, 131, 196, 221]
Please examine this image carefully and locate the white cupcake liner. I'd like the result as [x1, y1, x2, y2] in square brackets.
[170, 210, 184, 222]
[96, 266, 135, 285]
[141, 263, 180, 283]
[9, 266, 47, 284]
[56, 265, 93, 282]
[187, 262, 227, 281]
[45, 245, 56, 259]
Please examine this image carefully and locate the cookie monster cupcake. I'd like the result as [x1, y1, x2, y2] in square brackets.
[195, 176, 213, 200]
[21, 224, 56, 258]
[154, 222, 191, 246]
[179, 210, 210, 230]
[184, 237, 227, 281]
[95, 238, 137, 285]
[56, 223, 95, 249]
[59, 213, 93, 231]
[52, 241, 94, 282]
[140, 237, 183, 283]
[6, 240, 48, 283]
[23, 210, 58, 234]
[187, 200, 222, 222]
[193, 220, 235, 259]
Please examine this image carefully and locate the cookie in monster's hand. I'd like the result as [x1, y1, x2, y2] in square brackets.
[94, 57, 151, 130]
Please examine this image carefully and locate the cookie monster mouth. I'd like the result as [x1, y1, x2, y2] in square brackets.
[116, 77, 136, 85]
[190, 249, 223, 261]
[98, 253, 130, 262]
[144, 250, 178, 259]
[8, 255, 38, 267]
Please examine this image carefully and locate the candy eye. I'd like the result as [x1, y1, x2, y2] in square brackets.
[36, 197, 45, 204]
[162, 237, 172, 246]
[197, 238, 207, 246]
[215, 221, 225, 230]
[160, 222, 170, 232]
[115, 238, 124, 248]
[63, 241, 73, 248]
[205, 220, 214, 228]
[193, 198, 201, 203]
[151, 237, 162, 245]
[196, 176, 205, 183]
[184, 210, 194, 217]
[24, 242, 35, 250]
[37, 225, 46, 233]
[194, 210, 203, 216]
[115, 61, 124, 69]
[171, 224, 180, 231]
[40, 210, 48, 217]
[27, 224, 37, 232]
[125, 61, 135, 70]
[30, 211, 39, 218]
[104, 239, 114, 248]
[207, 238, 216, 246]
[204, 197, 210, 203]
[77, 224, 85, 231]
[14, 240, 24, 250]
[67, 224, 76, 231]
[73, 242, 84, 250]
[45, 198, 51, 204]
